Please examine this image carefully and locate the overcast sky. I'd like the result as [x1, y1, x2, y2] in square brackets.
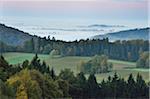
[0, 0, 149, 27]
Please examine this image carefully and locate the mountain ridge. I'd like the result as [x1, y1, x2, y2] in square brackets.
[92, 28, 149, 41]
[0, 23, 149, 47]
[0, 23, 34, 46]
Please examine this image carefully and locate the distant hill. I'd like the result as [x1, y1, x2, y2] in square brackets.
[0, 23, 149, 47]
[0, 23, 33, 46]
[0, 24, 149, 61]
[92, 28, 149, 41]
[87, 24, 125, 28]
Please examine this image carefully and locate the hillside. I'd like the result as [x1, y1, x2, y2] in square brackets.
[1, 23, 149, 46]
[92, 28, 149, 41]
[0, 23, 33, 46]
[2, 52, 149, 82]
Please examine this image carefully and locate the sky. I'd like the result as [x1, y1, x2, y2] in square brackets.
[0, 0, 149, 40]
[0, 0, 148, 22]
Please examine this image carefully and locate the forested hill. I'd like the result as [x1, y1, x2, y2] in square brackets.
[92, 28, 149, 41]
[0, 24, 149, 61]
[0, 23, 149, 46]
[0, 23, 33, 46]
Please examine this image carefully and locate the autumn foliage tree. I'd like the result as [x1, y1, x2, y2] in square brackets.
[78, 55, 113, 74]
[136, 52, 149, 68]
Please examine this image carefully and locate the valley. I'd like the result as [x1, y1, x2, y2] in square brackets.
[3, 52, 149, 82]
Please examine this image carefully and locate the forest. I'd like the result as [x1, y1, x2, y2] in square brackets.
[0, 37, 149, 62]
[0, 23, 149, 99]
[0, 54, 149, 99]
[0, 0, 149, 98]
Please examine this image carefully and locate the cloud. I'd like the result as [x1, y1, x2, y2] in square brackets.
[113, 0, 148, 2]
[0, 0, 97, 1]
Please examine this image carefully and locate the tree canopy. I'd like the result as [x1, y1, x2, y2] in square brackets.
[0, 55, 149, 99]
[78, 55, 113, 74]
[136, 52, 149, 68]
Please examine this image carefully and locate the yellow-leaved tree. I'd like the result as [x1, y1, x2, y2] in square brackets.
[7, 69, 63, 99]
[7, 69, 42, 99]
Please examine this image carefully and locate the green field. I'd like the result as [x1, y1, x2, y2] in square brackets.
[3, 52, 150, 82]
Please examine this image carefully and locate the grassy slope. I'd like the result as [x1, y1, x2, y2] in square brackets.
[3, 52, 150, 82]
[3, 52, 48, 65]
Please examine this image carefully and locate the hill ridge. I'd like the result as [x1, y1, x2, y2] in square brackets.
[92, 27, 149, 41]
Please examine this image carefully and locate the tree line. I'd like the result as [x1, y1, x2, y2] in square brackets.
[0, 54, 149, 99]
[0, 37, 149, 61]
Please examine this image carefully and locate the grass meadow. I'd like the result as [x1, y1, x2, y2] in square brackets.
[3, 52, 150, 82]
